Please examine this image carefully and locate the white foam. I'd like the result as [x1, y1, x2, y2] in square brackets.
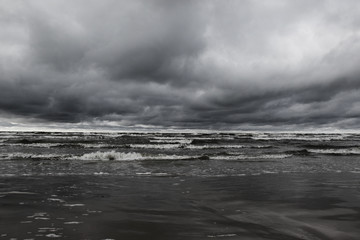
[150, 137, 192, 144]
[152, 172, 170, 176]
[308, 148, 360, 155]
[0, 153, 68, 160]
[20, 221, 32, 224]
[76, 151, 144, 161]
[130, 144, 180, 149]
[79, 143, 118, 148]
[35, 217, 50, 220]
[252, 133, 346, 141]
[0, 191, 36, 195]
[207, 233, 237, 238]
[211, 154, 292, 160]
[94, 172, 110, 175]
[130, 143, 249, 150]
[1, 142, 65, 148]
[187, 144, 246, 149]
[0, 174, 16, 177]
[250, 145, 273, 148]
[135, 172, 170, 176]
[63, 203, 85, 207]
[38, 227, 61, 231]
[74, 151, 193, 161]
[45, 234, 61, 238]
[25, 143, 59, 148]
[262, 170, 278, 174]
[47, 198, 65, 203]
[136, 172, 152, 175]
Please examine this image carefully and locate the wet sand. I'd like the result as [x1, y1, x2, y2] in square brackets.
[1, 173, 360, 240]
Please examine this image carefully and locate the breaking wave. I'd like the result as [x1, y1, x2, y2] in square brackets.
[74, 151, 194, 161]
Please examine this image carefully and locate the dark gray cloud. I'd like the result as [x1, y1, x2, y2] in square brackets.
[1, 0, 360, 130]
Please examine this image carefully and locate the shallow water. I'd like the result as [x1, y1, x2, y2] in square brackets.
[0, 131, 360, 239]
[1, 173, 360, 239]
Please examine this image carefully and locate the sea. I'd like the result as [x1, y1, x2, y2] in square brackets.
[0, 131, 359, 239]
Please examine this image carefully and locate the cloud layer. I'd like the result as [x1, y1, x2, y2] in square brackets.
[1, 0, 360, 130]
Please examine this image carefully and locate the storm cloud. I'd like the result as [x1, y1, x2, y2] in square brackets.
[1, 0, 360, 130]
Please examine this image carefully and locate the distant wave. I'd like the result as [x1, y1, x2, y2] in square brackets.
[186, 144, 246, 149]
[251, 133, 346, 141]
[0, 153, 68, 160]
[211, 154, 292, 160]
[149, 137, 192, 144]
[302, 144, 359, 149]
[307, 148, 360, 155]
[129, 144, 181, 149]
[0, 141, 272, 150]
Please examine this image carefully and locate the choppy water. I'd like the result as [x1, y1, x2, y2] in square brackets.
[1, 131, 360, 176]
[0, 131, 360, 239]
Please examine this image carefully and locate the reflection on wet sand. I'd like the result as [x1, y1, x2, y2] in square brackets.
[0, 173, 359, 239]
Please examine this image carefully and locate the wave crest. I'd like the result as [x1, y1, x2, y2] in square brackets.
[77, 151, 144, 161]
[75, 151, 194, 161]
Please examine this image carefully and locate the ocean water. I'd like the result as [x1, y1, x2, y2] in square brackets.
[0, 131, 360, 239]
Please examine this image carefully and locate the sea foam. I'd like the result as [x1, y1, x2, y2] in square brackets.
[308, 148, 360, 155]
[77, 151, 144, 161]
[75, 151, 193, 161]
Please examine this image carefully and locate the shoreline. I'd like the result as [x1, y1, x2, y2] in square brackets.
[1, 173, 359, 239]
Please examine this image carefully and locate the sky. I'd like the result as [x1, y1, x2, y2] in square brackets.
[1, 0, 360, 131]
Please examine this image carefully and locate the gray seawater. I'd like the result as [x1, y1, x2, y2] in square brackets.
[0, 131, 360, 239]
